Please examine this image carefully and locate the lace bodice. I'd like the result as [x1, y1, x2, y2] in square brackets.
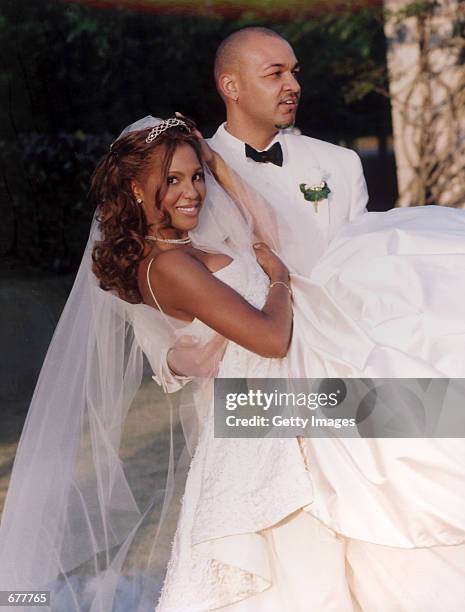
[179, 256, 266, 340]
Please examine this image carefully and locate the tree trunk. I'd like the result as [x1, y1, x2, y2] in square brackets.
[384, 0, 465, 207]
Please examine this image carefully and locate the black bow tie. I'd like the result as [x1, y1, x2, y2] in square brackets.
[245, 142, 283, 167]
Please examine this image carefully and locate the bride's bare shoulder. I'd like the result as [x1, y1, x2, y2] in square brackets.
[147, 249, 210, 287]
[139, 249, 212, 315]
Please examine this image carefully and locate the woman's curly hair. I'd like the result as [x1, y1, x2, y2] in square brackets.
[90, 126, 203, 303]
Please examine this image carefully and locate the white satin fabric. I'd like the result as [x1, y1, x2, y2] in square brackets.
[289, 205, 465, 549]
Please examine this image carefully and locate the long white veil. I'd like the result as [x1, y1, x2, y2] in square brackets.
[0, 117, 256, 611]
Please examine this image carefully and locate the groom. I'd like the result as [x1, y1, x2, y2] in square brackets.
[208, 26, 368, 276]
[155, 26, 369, 389]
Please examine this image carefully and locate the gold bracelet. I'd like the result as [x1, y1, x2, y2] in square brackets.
[269, 280, 292, 296]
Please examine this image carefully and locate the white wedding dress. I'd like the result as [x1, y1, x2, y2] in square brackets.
[151, 206, 465, 612]
[154, 259, 318, 611]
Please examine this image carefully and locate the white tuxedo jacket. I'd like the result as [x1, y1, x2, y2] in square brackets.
[208, 123, 368, 276]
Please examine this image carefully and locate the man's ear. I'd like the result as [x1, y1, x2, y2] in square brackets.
[219, 73, 239, 102]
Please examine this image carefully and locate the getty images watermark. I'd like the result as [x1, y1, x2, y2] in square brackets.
[214, 378, 465, 438]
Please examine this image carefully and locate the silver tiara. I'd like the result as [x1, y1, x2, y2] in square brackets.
[145, 117, 191, 143]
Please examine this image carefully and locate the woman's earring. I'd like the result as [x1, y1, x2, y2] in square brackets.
[136, 197, 143, 205]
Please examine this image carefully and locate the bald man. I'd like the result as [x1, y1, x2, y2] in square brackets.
[207, 26, 368, 276]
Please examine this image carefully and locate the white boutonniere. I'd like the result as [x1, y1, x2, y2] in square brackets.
[299, 168, 331, 213]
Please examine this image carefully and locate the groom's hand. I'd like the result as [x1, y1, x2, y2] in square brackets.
[253, 242, 290, 283]
[175, 111, 214, 164]
[167, 333, 227, 378]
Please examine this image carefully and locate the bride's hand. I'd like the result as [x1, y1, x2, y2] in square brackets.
[253, 242, 289, 282]
[175, 111, 214, 164]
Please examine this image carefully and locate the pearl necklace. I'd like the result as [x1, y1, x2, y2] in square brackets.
[144, 234, 191, 245]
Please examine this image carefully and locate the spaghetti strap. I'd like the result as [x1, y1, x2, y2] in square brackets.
[146, 258, 177, 331]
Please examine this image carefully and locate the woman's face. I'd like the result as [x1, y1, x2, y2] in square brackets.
[138, 143, 206, 234]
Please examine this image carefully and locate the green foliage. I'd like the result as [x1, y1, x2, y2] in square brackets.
[390, 0, 439, 22]
[0, 0, 388, 137]
[0, 0, 390, 268]
[1, 132, 111, 270]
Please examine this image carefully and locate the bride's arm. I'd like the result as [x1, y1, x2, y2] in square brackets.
[146, 247, 292, 360]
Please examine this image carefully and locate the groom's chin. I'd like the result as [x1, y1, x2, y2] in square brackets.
[275, 120, 295, 130]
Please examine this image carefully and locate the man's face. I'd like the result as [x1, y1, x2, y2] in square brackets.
[235, 35, 301, 131]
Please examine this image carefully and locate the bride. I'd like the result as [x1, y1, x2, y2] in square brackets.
[0, 115, 464, 612]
